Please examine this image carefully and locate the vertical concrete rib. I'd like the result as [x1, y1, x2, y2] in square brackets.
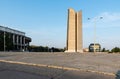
[75, 13, 77, 52]
[20, 36, 22, 50]
[66, 9, 69, 51]
[66, 8, 76, 52]
[76, 11, 83, 52]
[23, 37, 25, 51]
[17, 35, 19, 50]
[13, 34, 15, 44]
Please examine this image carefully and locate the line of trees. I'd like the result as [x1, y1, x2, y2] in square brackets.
[111, 47, 120, 53]
[101, 47, 120, 53]
[28, 45, 65, 52]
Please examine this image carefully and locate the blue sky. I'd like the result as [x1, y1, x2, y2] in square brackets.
[0, 0, 120, 50]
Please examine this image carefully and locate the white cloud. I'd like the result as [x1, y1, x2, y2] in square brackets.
[83, 12, 120, 28]
[98, 12, 120, 22]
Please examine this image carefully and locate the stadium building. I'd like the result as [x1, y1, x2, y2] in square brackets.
[0, 25, 31, 51]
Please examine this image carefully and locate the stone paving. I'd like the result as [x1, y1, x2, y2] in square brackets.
[0, 52, 120, 75]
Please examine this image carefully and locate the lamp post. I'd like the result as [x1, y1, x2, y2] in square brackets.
[94, 19, 96, 53]
[88, 17, 103, 53]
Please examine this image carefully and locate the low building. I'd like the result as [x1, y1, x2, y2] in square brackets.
[0, 25, 31, 51]
[89, 43, 101, 52]
[83, 48, 89, 52]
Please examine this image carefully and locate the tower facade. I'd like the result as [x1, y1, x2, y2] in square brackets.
[66, 8, 83, 53]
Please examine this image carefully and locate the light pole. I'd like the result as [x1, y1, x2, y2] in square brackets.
[94, 19, 96, 53]
[88, 17, 103, 53]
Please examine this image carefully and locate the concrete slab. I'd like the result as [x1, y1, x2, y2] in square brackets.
[0, 52, 119, 79]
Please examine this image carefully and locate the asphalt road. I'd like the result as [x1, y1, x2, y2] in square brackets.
[0, 70, 49, 79]
[0, 62, 115, 79]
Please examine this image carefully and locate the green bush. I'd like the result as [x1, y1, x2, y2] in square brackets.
[111, 47, 120, 53]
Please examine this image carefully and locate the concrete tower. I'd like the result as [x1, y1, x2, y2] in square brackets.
[66, 8, 83, 53]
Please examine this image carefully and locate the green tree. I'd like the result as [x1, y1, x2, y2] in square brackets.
[29, 45, 64, 52]
[111, 47, 120, 53]
[101, 48, 106, 52]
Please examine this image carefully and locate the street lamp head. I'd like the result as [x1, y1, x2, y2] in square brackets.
[88, 18, 90, 20]
[100, 17, 103, 19]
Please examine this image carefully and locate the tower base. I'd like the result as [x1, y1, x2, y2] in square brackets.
[65, 50, 83, 53]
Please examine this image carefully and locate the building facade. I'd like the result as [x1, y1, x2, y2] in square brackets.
[0, 26, 31, 51]
[89, 43, 101, 52]
[66, 8, 83, 53]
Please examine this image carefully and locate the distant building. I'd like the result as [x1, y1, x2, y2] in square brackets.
[89, 43, 101, 52]
[0, 25, 31, 51]
[83, 48, 89, 52]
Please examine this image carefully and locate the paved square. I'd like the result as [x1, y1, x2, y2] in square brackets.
[0, 52, 119, 79]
